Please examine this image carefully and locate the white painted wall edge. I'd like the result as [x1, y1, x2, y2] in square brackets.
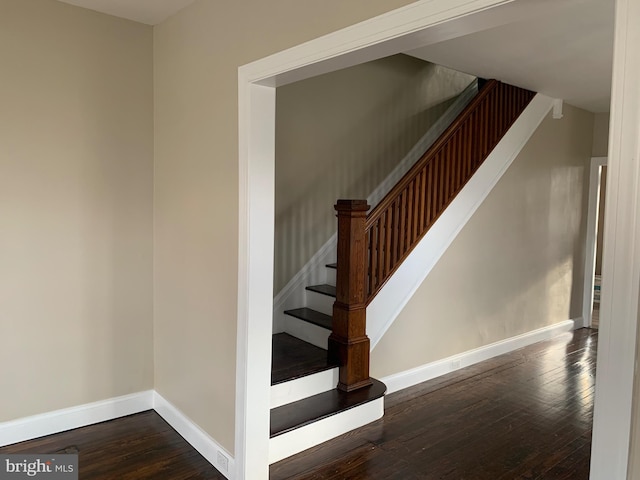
[380, 319, 578, 394]
[368, 93, 555, 348]
[590, 0, 640, 477]
[272, 79, 479, 331]
[153, 393, 235, 480]
[0, 391, 154, 447]
[581, 156, 608, 329]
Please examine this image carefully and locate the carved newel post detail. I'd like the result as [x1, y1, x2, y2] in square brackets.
[329, 199, 373, 392]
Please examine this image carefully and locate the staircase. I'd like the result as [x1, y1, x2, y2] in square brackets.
[269, 79, 535, 463]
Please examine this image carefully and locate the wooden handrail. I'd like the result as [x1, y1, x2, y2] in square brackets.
[363, 80, 534, 301]
[366, 79, 499, 228]
[332, 80, 535, 391]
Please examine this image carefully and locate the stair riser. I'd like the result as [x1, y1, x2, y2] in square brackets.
[282, 314, 330, 350]
[271, 368, 339, 409]
[326, 268, 336, 286]
[269, 398, 384, 464]
[305, 290, 334, 316]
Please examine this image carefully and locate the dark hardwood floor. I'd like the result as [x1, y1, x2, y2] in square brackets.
[0, 410, 227, 479]
[1, 328, 597, 479]
[271, 328, 597, 479]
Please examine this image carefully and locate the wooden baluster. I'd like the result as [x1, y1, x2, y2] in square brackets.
[330, 199, 373, 392]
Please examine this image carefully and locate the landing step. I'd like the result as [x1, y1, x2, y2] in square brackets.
[270, 378, 386, 437]
[284, 307, 332, 330]
[269, 379, 386, 463]
[306, 284, 336, 297]
[271, 333, 337, 385]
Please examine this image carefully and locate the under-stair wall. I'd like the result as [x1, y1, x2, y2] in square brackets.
[371, 102, 595, 389]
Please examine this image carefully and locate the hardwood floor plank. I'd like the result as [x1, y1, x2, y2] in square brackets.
[1, 328, 596, 479]
[271, 328, 597, 479]
[0, 411, 226, 479]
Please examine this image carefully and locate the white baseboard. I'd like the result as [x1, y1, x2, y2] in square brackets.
[380, 319, 577, 394]
[0, 390, 154, 447]
[153, 393, 235, 479]
[268, 396, 384, 465]
[0, 390, 235, 480]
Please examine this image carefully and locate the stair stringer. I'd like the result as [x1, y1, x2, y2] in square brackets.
[273, 80, 479, 335]
[368, 93, 555, 348]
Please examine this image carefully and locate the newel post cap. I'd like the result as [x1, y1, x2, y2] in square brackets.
[334, 199, 370, 213]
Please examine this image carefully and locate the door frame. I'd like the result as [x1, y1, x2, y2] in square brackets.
[582, 156, 607, 328]
[236, 0, 640, 478]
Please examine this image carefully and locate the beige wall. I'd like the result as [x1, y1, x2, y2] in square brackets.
[153, 0, 418, 454]
[371, 105, 593, 378]
[275, 56, 473, 293]
[0, 0, 154, 421]
[592, 112, 610, 157]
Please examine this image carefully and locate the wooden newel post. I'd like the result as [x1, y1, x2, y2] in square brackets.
[329, 199, 373, 392]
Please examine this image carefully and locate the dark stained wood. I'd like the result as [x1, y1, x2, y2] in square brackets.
[271, 333, 338, 385]
[271, 328, 597, 479]
[1, 330, 596, 479]
[283, 307, 332, 331]
[270, 379, 386, 438]
[0, 410, 226, 479]
[363, 80, 535, 301]
[329, 199, 373, 392]
[305, 284, 336, 297]
[332, 81, 535, 395]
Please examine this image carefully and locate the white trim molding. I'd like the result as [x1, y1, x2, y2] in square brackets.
[552, 98, 564, 119]
[153, 393, 235, 479]
[238, 1, 528, 477]
[380, 319, 577, 394]
[367, 93, 554, 347]
[0, 392, 236, 480]
[0, 391, 153, 448]
[590, 0, 640, 477]
[582, 156, 608, 329]
[236, 80, 276, 480]
[237, 0, 639, 478]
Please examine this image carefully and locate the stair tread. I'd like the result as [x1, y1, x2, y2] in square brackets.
[284, 308, 332, 330]
[271, 333, 338, 386]
[270, 378, 386, 438]
[326, 263, 337, 269]
[306, 284, 336, 297]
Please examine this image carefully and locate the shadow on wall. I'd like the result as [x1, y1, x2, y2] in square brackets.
[369, 105, 594, 378]
[274, 54, 474, 294]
